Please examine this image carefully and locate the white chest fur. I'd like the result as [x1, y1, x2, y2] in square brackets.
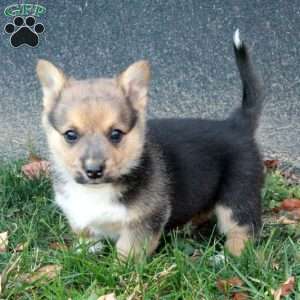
[55, 180, 128, 240]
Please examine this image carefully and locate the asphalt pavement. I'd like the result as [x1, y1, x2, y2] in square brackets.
[0, 1, 299, 167]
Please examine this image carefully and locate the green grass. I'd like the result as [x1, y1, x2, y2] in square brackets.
[1, 161, 300, 299]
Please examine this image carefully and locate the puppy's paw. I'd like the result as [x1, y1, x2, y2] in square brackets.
[74, 238, 104, 254]
[88, 241, 104, 254]
[225, 234, 249, 256]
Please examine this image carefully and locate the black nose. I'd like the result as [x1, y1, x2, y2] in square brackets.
[85, 164, 104, 179]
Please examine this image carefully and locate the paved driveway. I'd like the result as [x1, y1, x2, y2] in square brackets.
[0, 1, 299, 166]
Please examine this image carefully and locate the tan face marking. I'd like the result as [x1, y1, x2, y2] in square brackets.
[37, 60, 150, 184]
[46, 95, 144, 182]
[66, 101, 123, 134]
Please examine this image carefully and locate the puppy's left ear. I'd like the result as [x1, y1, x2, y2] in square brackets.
[36, 59, 66, 111]
[117, 60, 151, 111]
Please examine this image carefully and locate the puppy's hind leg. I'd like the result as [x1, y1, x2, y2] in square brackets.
[215, 161, 263, 256]
[215, 205, 251, 256]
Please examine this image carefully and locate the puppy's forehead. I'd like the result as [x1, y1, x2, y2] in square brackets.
[67, 101, 122, 132]
[62, 78, 123, 101]
[52, 78, 135, 132]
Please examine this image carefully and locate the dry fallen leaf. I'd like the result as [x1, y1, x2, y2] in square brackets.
[0, 232, 8, 253]
[21, 264, 62, 283]
[126, 287, 142, 300]
[272, 276, 295, 299]
[97, 293, 117, 300]
[280, 199, 300, 211]
[22, 160, 50, 179]
[49, 242, 68, 251]
[28, 152, 43, 162]
[15, 242, 28, 252]
[287, 208, 300, 220]
[190, 249, 201, 261]
[264, 159, 279, 170]
[272, 261, 280, 271]
[232, 292, 249, 300]
[280, 277, 295, 295]
[155, 264, 176, 280]
[278, 216, 298, 225]
[216, 277, 243, 293]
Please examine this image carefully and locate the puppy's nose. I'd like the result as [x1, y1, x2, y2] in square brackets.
[85, 162, 105, 179]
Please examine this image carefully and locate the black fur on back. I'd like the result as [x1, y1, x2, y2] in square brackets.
[144, 36, 264, 232]
[117, 33, 264, 238]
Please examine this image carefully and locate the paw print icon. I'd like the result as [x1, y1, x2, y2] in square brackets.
[4, 16, 44, 48]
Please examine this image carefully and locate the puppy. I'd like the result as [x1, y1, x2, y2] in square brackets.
[37, 29, 263, 259]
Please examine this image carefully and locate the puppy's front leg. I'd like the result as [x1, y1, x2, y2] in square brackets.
[73, 227, 104, 253]
[116, 226, 161, 261]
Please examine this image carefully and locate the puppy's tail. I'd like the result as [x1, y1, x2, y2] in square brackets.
[231, 29, 263, 133]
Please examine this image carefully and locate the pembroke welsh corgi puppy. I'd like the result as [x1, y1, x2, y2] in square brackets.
[37, 29, 263, 259]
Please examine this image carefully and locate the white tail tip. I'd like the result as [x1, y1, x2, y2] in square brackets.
[233, 29, 242, 49]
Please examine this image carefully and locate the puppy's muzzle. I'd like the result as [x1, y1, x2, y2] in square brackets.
[84, 160, 105, 180]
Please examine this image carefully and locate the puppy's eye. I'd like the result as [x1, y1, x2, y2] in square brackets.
[109, 129, 124, 144]
[64, 130, 79, 143]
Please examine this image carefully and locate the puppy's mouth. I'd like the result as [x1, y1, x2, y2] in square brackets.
[74, 172, 114, 185]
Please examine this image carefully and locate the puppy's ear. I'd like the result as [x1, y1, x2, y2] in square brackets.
[117, 60, 150, 111]
[36, 59, 66, 111]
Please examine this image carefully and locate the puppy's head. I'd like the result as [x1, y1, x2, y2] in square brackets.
[37, 59, 150, 184]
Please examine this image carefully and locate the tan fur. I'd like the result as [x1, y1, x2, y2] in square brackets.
[73, 227, 91, 239]
[117, 60, 150, 111]
[36, 60, 66, 112]
[215, 205, 249, 256]
[39, 60, 150, 182]
[116, 226, 161, 260]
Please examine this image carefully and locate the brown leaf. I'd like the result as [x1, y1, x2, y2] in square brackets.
[232, 292, 249, 300]
[272, 276, 295, 299]
[272, 261, 280, 271]
[216, 277, 243, 293]
[0, 232, 8, 253]
[190, 249, 201, 261]
[15, 242, 28, 252]
[264, 159, 279, 170]
[97, 293, 117, 300]
[21, 160, 50, 179]
[280, 199, 300, 211]
[155, 264, 176, 279]
[272, 207, 281, 213]
[20, 264, 62, 283]
[28, 153, 43, 162]
[280, 276, 295, 296]
[278, 216, 298, 225]
[49, 242, 68, 251]
[288, 208, 300, 220]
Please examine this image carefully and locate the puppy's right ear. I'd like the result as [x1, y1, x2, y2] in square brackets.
[36, 59, 66, 110]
